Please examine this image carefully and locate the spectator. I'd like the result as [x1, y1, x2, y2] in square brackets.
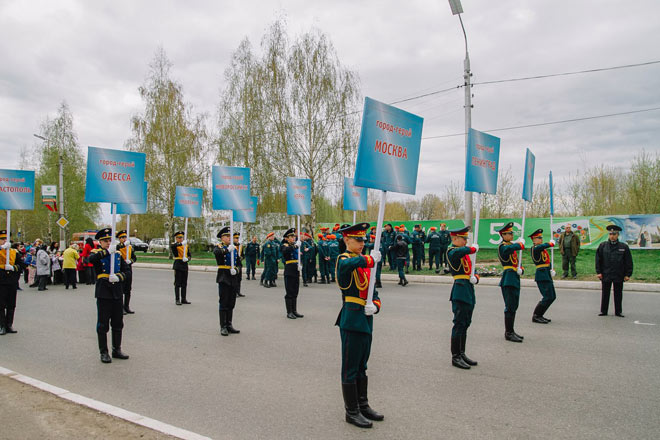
[596, 225, 633, 317]
[62, 242, 80, 290]
[35, 245, 51, 291]
[26, 248, 37, 287]
[558, 224, 580, 279]
[51, 251, 63, 285]
[80, 238, 96, 285]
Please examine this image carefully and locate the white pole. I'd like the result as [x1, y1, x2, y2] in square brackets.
[353, 211, 356, 224]
[110, 203, 116, 276]
[297, 215, 301, 271]
[126, 214, 132, 262]
[239, 222, 244, 257]
[183, 217, 188, 261]
[470, 192, 480, 283]
[367, 190, 387, 305]
[6, 210, 11, 245]
[517, 201, 527, 274]
[230, 213, 236, 274]
[550, 213, 556, 277]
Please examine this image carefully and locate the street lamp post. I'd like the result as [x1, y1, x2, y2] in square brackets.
[448, 0, 473, 235]
[34, 133, 65, 249]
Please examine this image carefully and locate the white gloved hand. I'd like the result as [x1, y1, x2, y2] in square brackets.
[5, 264, 14, 271]
[227, 244, 236, 252]
[550, 269, 556, 277]
[295, 240, 302, 248]
[182, 257, 189, 263]
[549, 239, 556, 246]
[516, 267, 523, 276]
[109, 274, 119, 283]
[1, 241, 10, 250]
[470, 275, 478, 285]
[125, 259, 132, 265]
[370, 250, 381, 264]
[516, 238, 526, 246]
[364, 302, 377, 316]
[108, 246, 117, 255]
[230, 268, 237, 276]
[472, 244, 480, 252]
[182, 240, 188, 246]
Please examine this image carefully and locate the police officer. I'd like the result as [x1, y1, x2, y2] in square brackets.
[529, 229, 557, 324]
[438, 223, 451, 270]
[88, 228, 129, 363]
[327, 234, 340, 282]
[301, 233, 317, 286]
[245, 236, 260, 280]
[446, 226, 479, 369]
[497, 222, 525, 343]
[213, 227, 240, 336]
[335, 223, 383, 429]
[411, 224, 425, 271]
[596, 224, 633, 317]
[260, 232, 279, 288]
[281, 228, 304, 319]
[0, 231, 25, 335]
[116, 230, 137, 314]
[171, 231, 191, 305]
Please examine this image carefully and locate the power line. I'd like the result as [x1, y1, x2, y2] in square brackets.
[422, 106, 660, 140]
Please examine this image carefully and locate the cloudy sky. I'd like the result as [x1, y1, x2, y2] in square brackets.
[2, 0, 659, 208]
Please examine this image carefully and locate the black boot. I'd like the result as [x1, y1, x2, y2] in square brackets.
[226, 310, 240, 334]
[264, 279, 270, 288]
[504, 315, 523, 342]
[111, 330, 129, 359]
[219, 310, 229, 336]
[175, 286, 182, 305]
[286, 298, 297, 319]
[319, 276, 326, 284]
[511, 313, 524, 339]
[356, 377, 384, 421]
[451, 337, 471, 369]
[0, 309, 7, 335]
[259, 278, 264, 286]
[375, 281, 382, 288]
[342, 383, 373, 428]
[272, 280, 277, 287]
[124, 294, 135, 314]
[181, 286, 191, 304]
[5, 308, 17, 333]
[303, 279, 308, 287]
[402, 278, 409, 286]
[98, 333, 111, 363]
[292, 298, 304, 318]
[532, 302, 549, 323]
[314, 275, 318, 283]
[460, 335, 477, 366]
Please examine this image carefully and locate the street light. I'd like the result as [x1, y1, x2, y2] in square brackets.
[34, 133, 66, 249]
[448, 0, 473, 234]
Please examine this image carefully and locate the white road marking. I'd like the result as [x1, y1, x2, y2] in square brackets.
[634, 320, 656, 326]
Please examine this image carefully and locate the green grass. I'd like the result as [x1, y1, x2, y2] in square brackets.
[135, 249, 660, 283]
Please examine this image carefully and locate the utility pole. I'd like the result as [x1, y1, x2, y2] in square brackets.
[59, 153, 65, 249]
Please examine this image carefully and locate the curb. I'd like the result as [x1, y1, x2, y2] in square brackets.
[0, 366, 211, 440]
[132, 263, 660, 293]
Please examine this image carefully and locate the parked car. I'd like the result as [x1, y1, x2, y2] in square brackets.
[128, 237, 148, 252]
[148, 238, 169, 253]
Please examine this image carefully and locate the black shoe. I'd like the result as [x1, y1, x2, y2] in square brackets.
[303, 282, 308, 287]
[513, 331, 524, 340]
[176, 300, 182, 305]
[227, 325, 240, 334]
[572, 275, 577, 279]
[123, 309, 128, 315]
[615, 313, 625, 317]
[460, 336, 477, 366]
[532, 315, 549, 324]
[357, 377, 384, 421]
[293, 311, 304, 318]
[435, 269, 440, 274]
[73, 286, 77, 289]
[598, 313, 607, 316]
[375, 282, 382, 288]
[397, 279, 402, 285]
[264, 282, 270, 288]
[259, 279, 264, 286]
[220, 327, 229, 336]
[5, 327, 17, 334]
[505, 332, 523, 343]
[112, 349, 129, 360]
[402, 279, 409, 286]
[319, 279, 326, 284]
[561, 275, 568, 279]
[342, 383, 373, 428]
[287, 312, 297, 319]
[236, 292, 245, 297]
[100, 352, 112, 363]
[181, 300, 191, 304]
[452, 355, 471, 369]
[0, 327, 6, 336]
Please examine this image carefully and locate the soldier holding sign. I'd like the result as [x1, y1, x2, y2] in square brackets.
[0, 230, 26, 335]
[529, 229, 556, 324]
[497, 222, 525, 343]
[281, 228, 304, 319]
[171, 231, 191, 306]
[214, 227, 240, 336]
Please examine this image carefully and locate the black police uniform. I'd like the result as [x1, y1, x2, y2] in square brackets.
[0, 232, 26, 335]
[116, 231, 137, 314]
[281, 228, 303, 319]
[213, 227, 240, 336]
[529, 229, 556, 323]
[596, 225, 633, 316]
[171, 231, 191, 305]
[497, 222, 525, 343]
[245, 241, 260, 280]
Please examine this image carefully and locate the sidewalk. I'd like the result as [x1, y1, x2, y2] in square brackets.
[134, 262, 660, 293]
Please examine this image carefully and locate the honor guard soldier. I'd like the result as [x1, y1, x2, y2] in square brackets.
[335, 223, 383, 429]
[213, 227, 240, 336]
[260, 232, 279, 288]
[116, 230, 137, 314]
[446, 226, 479, 369]
[529, 229, 556, 323]
[171, 231, 191, 305]
[245, 237, 260, 280]
[596, 224, 633, 317]
[0, 231, 26, 335]
[233, 232, 245, 297]
[281, 228, 304, 319]
[88, 228, 129, 363]
[497, 222, 525, 343]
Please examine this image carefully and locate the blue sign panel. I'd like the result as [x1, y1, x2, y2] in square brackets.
[0, 169, 35, 210]
[233, 196, 258, 223]
[353, 97, 424, 195]
[116, 181, 148, 215]
[343, 177, 367, 211]
[464, 129, 501, 195]
[286, 177, 311, 216]
[212, 166, 251, 210]
[85, 147, 146, 203]
[173, 186, 203, 218]
[522, 148, 535, 202]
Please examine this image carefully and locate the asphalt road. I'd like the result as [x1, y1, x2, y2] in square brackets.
[1, 269, 659, 440]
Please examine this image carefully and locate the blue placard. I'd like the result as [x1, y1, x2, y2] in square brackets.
[353, 97, 424, 195]
[174, 186, 203, 218]
[464, 129, 501, 195]
[549, 171, 554, 216]
[522, 148, 535, 202]
[286, 177, 311, 216]
[85, 147, 146, 203]
[212, 166, 251, 210]
[116, 181, 148, 215]
[0, 169, 35, 210]
[233, 196, 258, 223]
[343, 177, 367, 211]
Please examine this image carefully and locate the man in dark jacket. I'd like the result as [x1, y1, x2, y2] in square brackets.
[558, 224, 581, 279]
[596, 225, 633, 317]
[394, 234, 409, 286]
[245, 236, 260, 280]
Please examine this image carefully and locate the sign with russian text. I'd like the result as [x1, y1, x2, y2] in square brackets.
[233, 196, 258, 223]
[464, 129, 500, 195]
[343, 177, 367, 211]
[354, 97, 424, 195]
[522, 148, 535, 202]
[286, 177, 311, 216]
[84, 147, 146, 204]
[212, 166, 251, 210]
[116, 181, 148, 215]
[174, 186, 203, 218]
[0, 169, 35, 210]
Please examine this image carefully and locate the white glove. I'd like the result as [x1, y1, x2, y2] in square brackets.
[230, 268, 237, 275]
[550, 269, 556, 277]
[227, 244, 236, 252]
[370, 250, 381, 264]
[470, 275, 478, 285]
[549, 239, 556, 246]
[516, 267, 524, 276]
[1, 241, 10, 250]
[109, 274, 119, 283]
[181, 240, 188, 246]
[472, 244, 480, 252]
[297, 263, 302, 272]
[108, 246, 117, 255]
[125, 259, 132, 265]
[516, 238, 526, 246]
[364, 302, 377, 316]
[5, 264, 14, 271]
[295, 240, 301, 248]
[182, 257, 189, 263]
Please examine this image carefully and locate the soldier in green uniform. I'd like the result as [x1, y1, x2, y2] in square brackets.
[301, 233, 317, 286]
[170, 231, 191, 306]
[213, 227, 240, 336]
[381, 224, 395, 271]
[316, 233, 330, 284]
[426, 226, 441, 272]
[497, 222, 526, 343]
[0, 230, 26, 335]
[335, 223, 383, 429]
[529, 229, 557, 323]
[411, 224, 425, 271]
[446, 226, 479, 369]
[245, 236, 260, 280]
[438, 223, 451, 270]
[116, 230, 137, 314]
[327, 234, 340, 283]
[260, 232, 278, 288]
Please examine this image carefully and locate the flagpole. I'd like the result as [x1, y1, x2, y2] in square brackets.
[470, 192, 481, 284]
[297, 215, 301, 270]
[126, 214, 132, 262]
[353, 211, 356, 224]
[183, 217, 188, 261]
[517, 201, 527, 275]
[367, 190, 387, 305]
[110, 203, 116, 276]
[239, 222, 244, 260]
[549, 171, 556, 277]
[6, 209, 11, 246]
[230, 213, 236, 274]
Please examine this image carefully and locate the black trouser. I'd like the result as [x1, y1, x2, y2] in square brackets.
[85, 267, 96, 284]
[387, 247, 396, 270]
[245, 256, 257, 278]
[218, 282, 236, 312]
[64, 269, 77, 288]
[428, 249, 440, 269]
[439, 246, 449, 267]
[601, 280, 624, 315]
[38, 275, 48, 290]
[501, 286, 520, 318]
[451, 300, 474, 338]
[340, 330, 372, 384]
[96, 298, 124, 352]
[0, 284, 18, 328]
[562, 253, 577, 277]
[284, 274, 300, 300]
